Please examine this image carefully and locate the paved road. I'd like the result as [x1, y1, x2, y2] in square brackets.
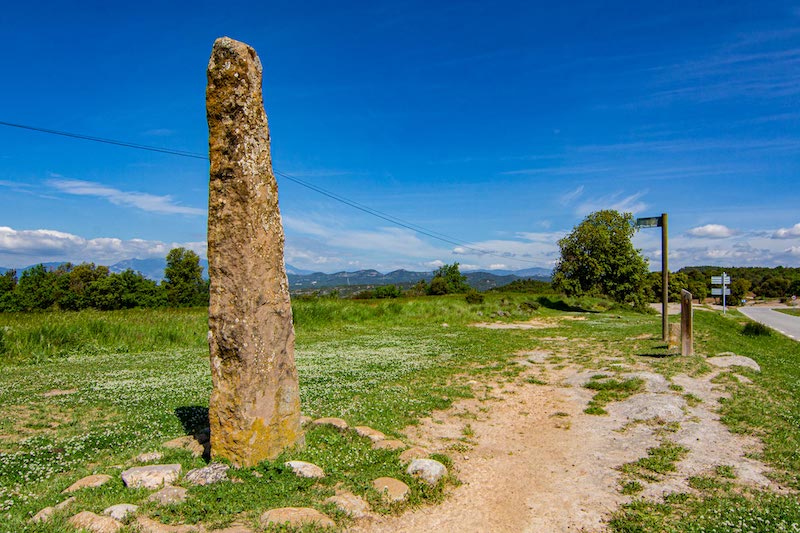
[739, 307, 800, 341]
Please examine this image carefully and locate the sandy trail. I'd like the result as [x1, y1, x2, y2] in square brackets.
[351, 349, 777, 532]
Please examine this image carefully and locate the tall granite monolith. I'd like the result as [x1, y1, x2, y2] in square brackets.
[206, 36, 303, 467]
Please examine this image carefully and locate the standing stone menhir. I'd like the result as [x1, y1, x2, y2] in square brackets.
[206, 36, 303, 467]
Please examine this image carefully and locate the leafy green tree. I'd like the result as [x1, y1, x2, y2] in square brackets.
[164, 248, 205, 307]
[374, 285, 402, 299]
[730, 278, 751, 304]
[59, 263, 110, 310]
[553, 210, 649, 307]
[87, 269, 165, 310]
[15, 264, 59, 311]
[427, 263, 470, 295]
[0, 270, 18, 311]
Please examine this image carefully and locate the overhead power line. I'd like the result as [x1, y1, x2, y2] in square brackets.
[0, 120, 541, 265]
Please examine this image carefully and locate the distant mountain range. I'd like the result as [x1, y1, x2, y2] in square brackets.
[0, 260, 552, 289]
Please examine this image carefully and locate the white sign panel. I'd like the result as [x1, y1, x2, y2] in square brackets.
[711, 288, 731, 296]
[711, 275, 730, 285]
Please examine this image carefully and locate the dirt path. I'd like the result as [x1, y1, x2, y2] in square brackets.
[351, 347, 778, 532]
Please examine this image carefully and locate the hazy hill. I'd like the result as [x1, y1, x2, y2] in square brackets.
[0, 260, 552, 290]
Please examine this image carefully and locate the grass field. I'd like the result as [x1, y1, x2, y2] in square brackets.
[1, 294, 799, 531]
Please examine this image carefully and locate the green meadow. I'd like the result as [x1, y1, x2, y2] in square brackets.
[1, 294, 799, 531]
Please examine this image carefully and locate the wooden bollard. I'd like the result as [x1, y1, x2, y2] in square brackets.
[680, 289, 693, 356]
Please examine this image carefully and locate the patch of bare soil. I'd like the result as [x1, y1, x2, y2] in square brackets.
[353, 353, 778, 532]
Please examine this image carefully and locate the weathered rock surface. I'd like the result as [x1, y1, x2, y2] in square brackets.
[354, 426, 386, 442]
[206, 36, 303, 467]
[63, 473, 112, 493]
[606, 393, 685, 423]
[311, 417, 348, 430]
[707, 355, 761, 372]
[103, 503, 138, 522]
[135, 451, 164, 463]
[325, 490, 370, 518]
[164, 435, 208, 458]
[407, 458, 448, 485]
[185, 462, 230, 486]
[121, 464, 181, 489]
[285, 460, 325, 478]
[260, 507, 335, 528]
[399, 446, 430, 463]
[68, 511, 122, 533]
[373, 439, 406, 451]
[30, 506, 55, 524]
[29, 497, 75, 523]
[148, 485, 188, 506]
[137, 516, 205, 533]
[372, 477, 409, 502]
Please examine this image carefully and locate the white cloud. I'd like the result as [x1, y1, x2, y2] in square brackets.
[0, 226, 205, 268]
[48, 178, 205, 216]
[772, 223, 800, 239]
[488, 264, 508, 270]
[424, 259, 445, 268]
[687, 224, 737, 238]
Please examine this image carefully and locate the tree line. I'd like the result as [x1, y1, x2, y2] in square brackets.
[0, 248, 207, 312]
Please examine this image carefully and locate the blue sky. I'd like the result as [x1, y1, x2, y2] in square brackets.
[1, 1, 798, 273]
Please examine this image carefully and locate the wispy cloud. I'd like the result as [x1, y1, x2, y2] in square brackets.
[559, 185, 584, 206]
[687, 224, 737, 239]
[575, 191, 648, 216]
[48, 177, 205, 216]
[0, 225, 205, 268]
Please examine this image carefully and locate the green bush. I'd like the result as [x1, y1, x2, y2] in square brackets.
[743, 321, 771, 337]
[465, 290, 484, 304]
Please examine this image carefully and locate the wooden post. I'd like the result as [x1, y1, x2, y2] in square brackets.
[662, 213, 669, 342]
[680, 289, 693, 356]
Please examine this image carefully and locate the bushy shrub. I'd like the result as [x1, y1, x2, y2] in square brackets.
[465, 290, 484, 304]
[743, 321, 771, 337]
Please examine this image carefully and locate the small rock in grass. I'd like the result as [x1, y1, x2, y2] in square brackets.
[399, 446, 430, 463]
[373, 439, 406, 451]
[148, 485, 188, 506]
[68, 511, 122, 533]
[407, 458, 447, 485]
[63, 473, 112, 493]
[136, 516, 203, 532]
[55, 496, 76, 510]
[707, 355, 761, 372]
[354, 426, 386, 442]
[285, 460, 325, 478]
[163, 435, 207, 458]
[30, 507, 55, 524]
[325, 491, 370, 518]
[134, 451, 164, 463]
[185, 462, 229, 485]
[372, 477, 409, 502]
[121, 464, 181, 489]
[311, 417, 348, 430]
[260, 507, 335, 528]
[103, 503, 138, 521]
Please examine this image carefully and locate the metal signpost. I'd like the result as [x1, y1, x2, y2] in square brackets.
[635, 213, 668, 341]
[711, 272, 731, 314]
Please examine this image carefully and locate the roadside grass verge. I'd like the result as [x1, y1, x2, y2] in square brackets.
[609, 309, 800, 531]
[774, 308, 800, 317]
